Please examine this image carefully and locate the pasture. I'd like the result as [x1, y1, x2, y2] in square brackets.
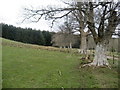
[2, 38, 119, 88]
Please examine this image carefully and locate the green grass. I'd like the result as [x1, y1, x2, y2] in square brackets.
[3, 46, 81, 88]
[2, 38, 119, 88]
[0, 38, 2, 89]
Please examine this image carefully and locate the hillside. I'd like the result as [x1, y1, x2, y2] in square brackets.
[2, 38, 119, 88]
[2, 38, 78, 53]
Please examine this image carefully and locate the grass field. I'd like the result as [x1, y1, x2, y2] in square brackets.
[2, 38, 119, 88]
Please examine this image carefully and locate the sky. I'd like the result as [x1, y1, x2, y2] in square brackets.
[0, 0, 119, 33]
[0, 0, 67, 31]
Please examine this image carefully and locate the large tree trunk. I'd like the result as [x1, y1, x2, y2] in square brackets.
[90, 42, 109, 66]
[80, 32, 87, 54]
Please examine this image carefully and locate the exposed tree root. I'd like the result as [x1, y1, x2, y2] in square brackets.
[81, 63, 111, 69]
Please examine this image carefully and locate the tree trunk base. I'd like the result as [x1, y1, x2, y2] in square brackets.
[80, 43, 111, 69]
[81, 62, 111, 69]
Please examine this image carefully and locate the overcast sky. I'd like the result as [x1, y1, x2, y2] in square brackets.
[0, 0, 67, 31]
[0, 0, 119, 32]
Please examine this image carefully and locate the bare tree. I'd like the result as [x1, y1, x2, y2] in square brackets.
[51, 32, 65, 48]
[50, 16, 75, 48]
[83, 2, 119, 67]
[58, 16, 77, 48]
[58, 8, 90, 54]
[71, 2, 90, 54]
[51, 31, 76, 48]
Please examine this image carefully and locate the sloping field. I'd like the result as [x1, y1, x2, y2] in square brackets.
[2, 38, 119, 88]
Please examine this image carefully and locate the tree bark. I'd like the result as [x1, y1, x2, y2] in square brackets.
[80, 31, 87, 54]
[90, 42, 109, 66]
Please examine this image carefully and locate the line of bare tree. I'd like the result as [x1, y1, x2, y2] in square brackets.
[22, 1, 119, 67]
